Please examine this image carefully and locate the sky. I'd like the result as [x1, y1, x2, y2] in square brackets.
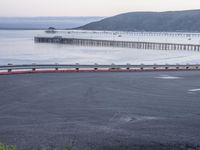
[0, 0, 200, 17]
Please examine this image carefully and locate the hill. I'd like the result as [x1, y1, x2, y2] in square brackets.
[76, 10, 200, 32]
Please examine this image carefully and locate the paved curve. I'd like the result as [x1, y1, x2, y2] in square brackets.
[0, 71, 200, 150]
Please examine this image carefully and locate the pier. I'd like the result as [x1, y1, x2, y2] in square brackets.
[34, 36, 200, 51]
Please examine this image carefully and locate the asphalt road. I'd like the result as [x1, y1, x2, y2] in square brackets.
[0, 71, 200, 150]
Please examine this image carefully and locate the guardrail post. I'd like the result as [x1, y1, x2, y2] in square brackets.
[94, 63, 98, 70]
[186, 64, 190, 70]
[140, 64, 144, 70]
[110, 63, 115, 70]
[75, 63, 79, 71]
[54, 63, 59, 71]
[175, 64, 180, 70]
[164, 64, 169, 70]
[126, 63, 131, 70]
[153, 64, 157, 70]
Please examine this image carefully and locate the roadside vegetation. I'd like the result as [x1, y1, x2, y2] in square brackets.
[0, 143, 16, 150]
[1, 142, 200, 150]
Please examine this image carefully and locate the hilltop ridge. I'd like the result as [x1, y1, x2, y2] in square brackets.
[76, 10, 200, 32]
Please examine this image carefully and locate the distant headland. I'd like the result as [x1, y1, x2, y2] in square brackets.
[75, 9, 200, 32]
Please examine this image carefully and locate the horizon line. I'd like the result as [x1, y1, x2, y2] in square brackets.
[1, 8, 200, 18]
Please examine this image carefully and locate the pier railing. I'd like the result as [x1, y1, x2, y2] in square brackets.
[0, 64, 200, 75]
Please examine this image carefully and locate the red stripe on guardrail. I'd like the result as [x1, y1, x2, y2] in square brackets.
[0, 69, 199, 75]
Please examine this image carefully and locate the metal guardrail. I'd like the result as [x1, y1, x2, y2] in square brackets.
[0, 64, 200, 74]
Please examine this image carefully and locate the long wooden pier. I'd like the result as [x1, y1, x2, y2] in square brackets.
[35, 36, 200, 51]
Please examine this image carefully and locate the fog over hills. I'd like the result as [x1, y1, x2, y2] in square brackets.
[0, 17, 104, 30]
[76, 10, 200, 32]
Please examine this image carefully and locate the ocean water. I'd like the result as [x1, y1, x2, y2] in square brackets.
[0, 30, 200, 65]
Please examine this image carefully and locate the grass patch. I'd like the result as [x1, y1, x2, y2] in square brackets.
[0, 143, 16, 150]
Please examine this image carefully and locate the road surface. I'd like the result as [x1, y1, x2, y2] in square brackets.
[0, 71, 200, 149]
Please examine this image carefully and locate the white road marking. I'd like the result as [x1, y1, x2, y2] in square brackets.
[188, 89, 200, 92]
[156, 75, 183, 79]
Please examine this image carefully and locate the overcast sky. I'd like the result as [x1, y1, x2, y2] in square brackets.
[0, 0, 200, 17]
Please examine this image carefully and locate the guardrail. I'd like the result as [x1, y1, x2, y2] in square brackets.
[0, 64, 200, 75]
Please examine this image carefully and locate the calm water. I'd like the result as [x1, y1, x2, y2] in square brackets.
[0, 30, 200, 65]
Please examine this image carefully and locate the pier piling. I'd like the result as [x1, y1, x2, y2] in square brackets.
[35, 37, 200, 51]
